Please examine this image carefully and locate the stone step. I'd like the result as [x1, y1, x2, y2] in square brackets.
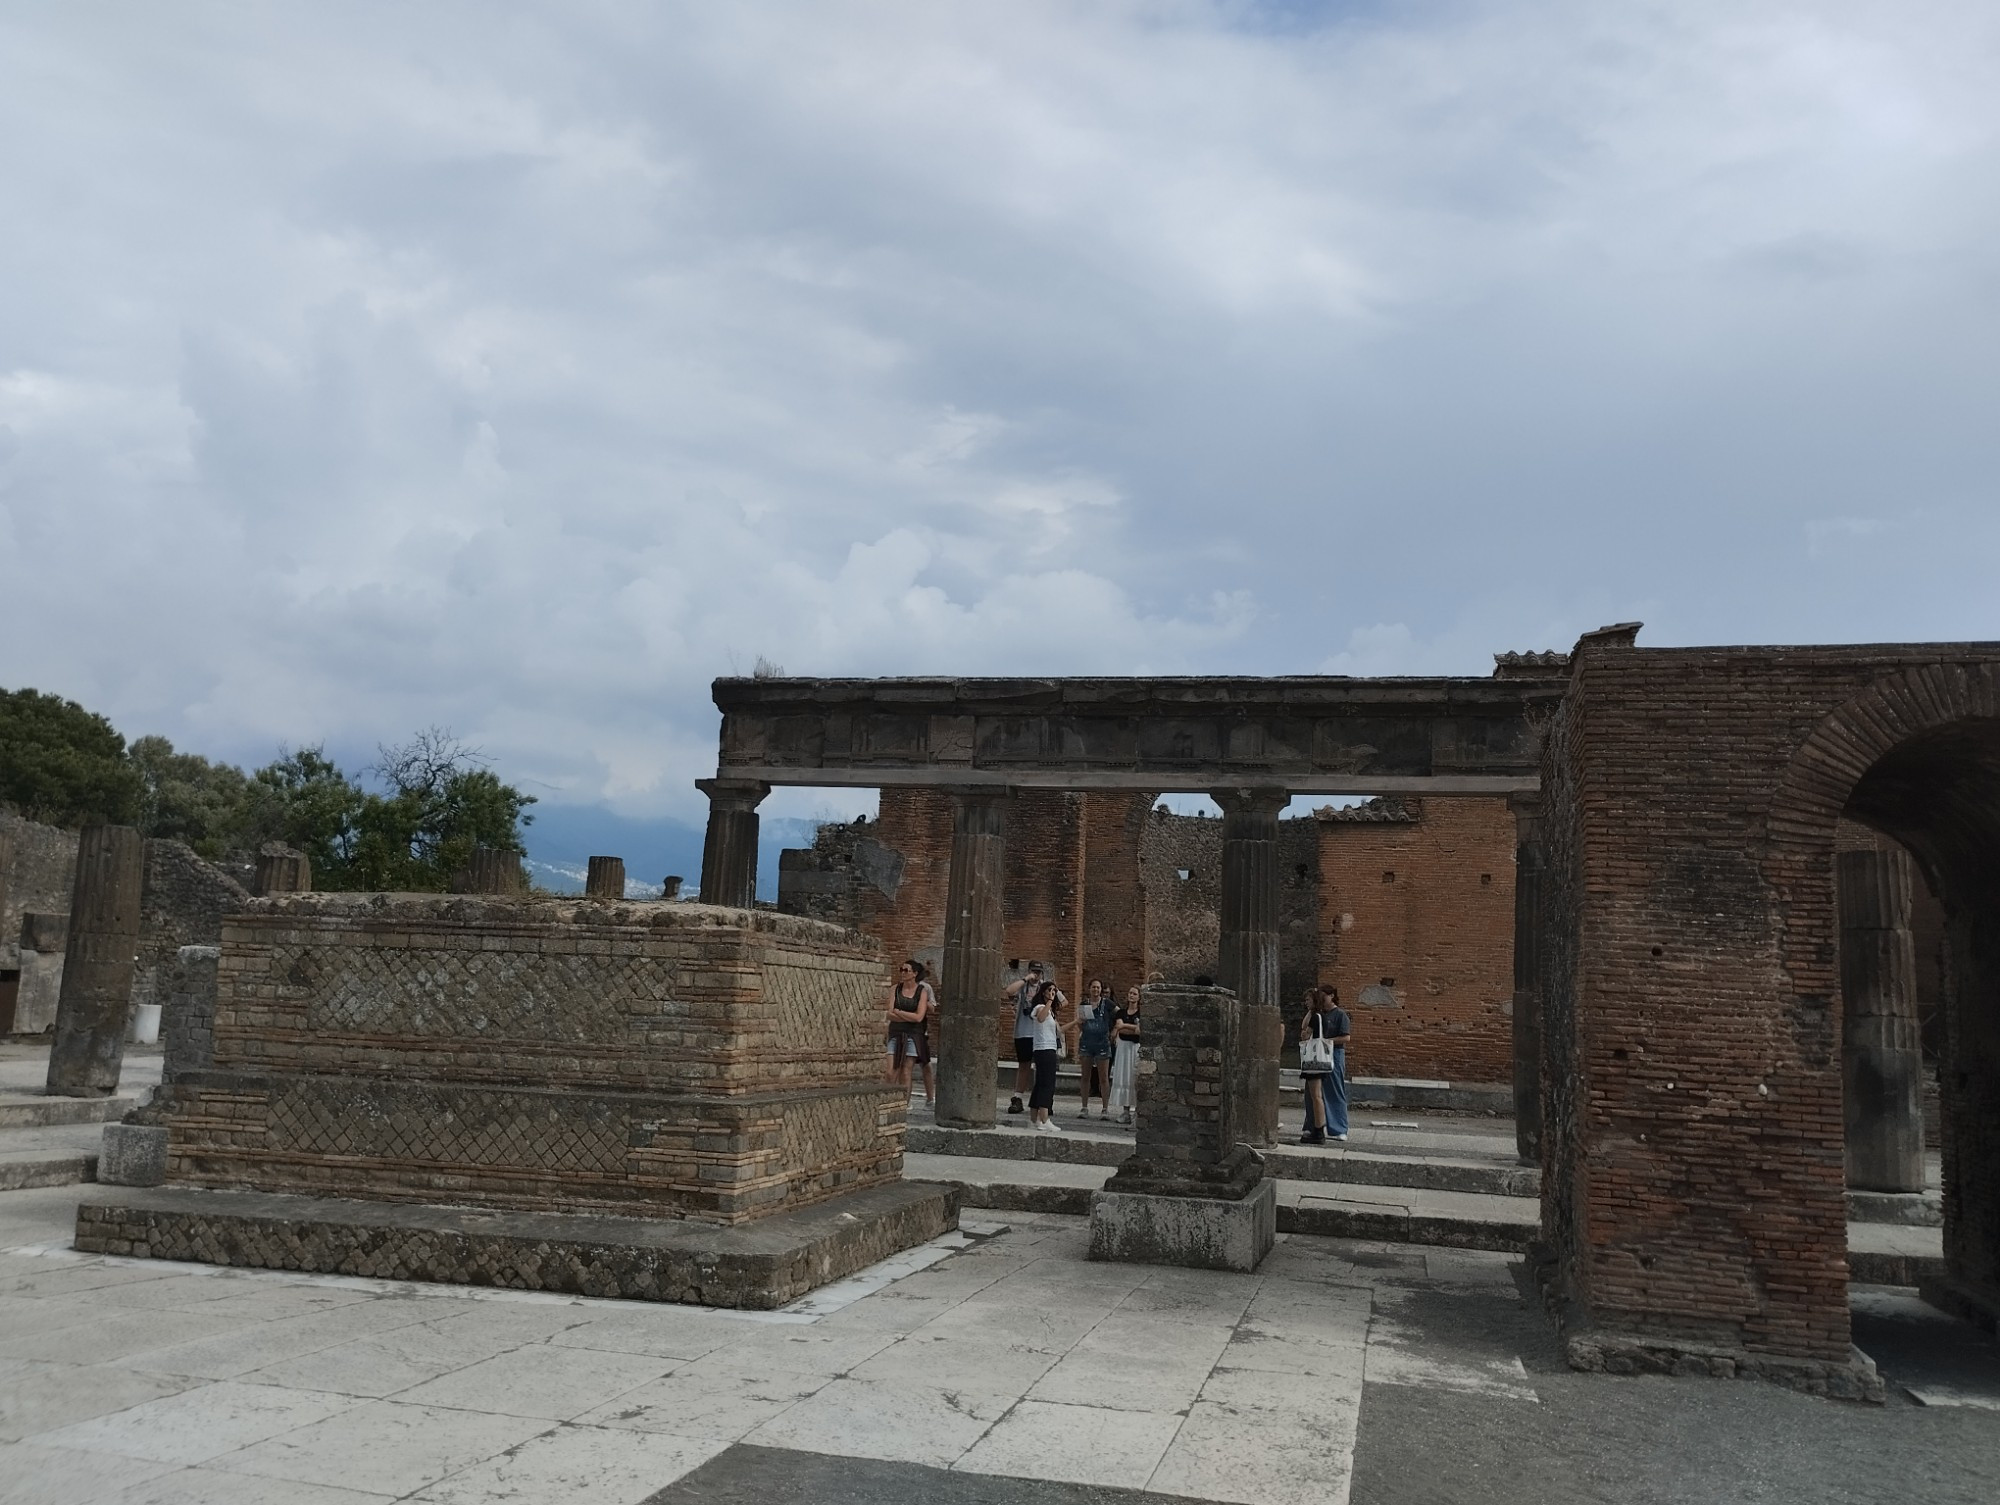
[0, 1121, 113, 1190]
[0, 1092, 143, 1129]
[907, 1123, 1539, 1198]
[901, 1156, 1941, 1274]
[900, 1154, 1540, 1254]
[989, 1060, 1512, 1114]
[0, 1153, 98, 1192]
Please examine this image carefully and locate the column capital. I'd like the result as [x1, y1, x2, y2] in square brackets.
[1210, 786, 1289, 820]
[695, 777, 770, 813]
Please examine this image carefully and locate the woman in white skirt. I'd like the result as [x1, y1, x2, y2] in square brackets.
[1109, 985, 1143, 1125]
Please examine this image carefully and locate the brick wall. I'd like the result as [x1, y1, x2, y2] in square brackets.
[161, 896, 904, 1225]
[1319, 797, 1516, 1083]
[1540, 641, 2000, 1368]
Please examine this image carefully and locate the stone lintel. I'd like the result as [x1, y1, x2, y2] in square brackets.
[709, 768, 1540, 795]
[74, 1180, 960, 1310]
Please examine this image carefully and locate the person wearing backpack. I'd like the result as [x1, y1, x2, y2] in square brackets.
[1299, 986, 1352, 1144]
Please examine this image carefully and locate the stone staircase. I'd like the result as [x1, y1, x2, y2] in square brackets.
[0, 1043, 159, 1190]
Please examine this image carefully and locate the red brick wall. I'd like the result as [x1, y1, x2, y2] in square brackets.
[1082, 792, 1151, 1002]
[1541, 642, 2000, 1366]
[1319, 798, 1515, 1083]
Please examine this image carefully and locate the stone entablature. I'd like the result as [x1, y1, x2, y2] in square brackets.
[714, 674, 1563, 794]
[157, 895, 904, 1225]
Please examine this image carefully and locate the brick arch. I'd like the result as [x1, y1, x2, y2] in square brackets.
[1766, 663, 2000, 1000]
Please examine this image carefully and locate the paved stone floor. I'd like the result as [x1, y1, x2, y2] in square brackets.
[2, 1184, 1998, 1505]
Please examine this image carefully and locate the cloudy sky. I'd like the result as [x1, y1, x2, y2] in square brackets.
[3, 1, 1997, 849]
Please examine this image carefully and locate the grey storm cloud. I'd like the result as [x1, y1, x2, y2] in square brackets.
[2, 1, 1996, 827]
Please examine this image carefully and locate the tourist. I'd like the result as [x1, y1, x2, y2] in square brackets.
[1028, 979, 1065, 1133]
[1076, 978, 1114, 1118]
[1110, 985, 1142, 1125]
[1002, 961, 1046, 1115]
[885, 959, 934, 1102]
[1299, 986, 1352, 1144]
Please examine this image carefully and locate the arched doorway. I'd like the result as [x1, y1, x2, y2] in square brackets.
[1771, 665, 2000, 1331]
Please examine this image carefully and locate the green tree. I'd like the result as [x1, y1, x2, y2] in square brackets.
[246, 746, 369, 879]
[0, 687, 144, 827]
[129, 735, 260, 859]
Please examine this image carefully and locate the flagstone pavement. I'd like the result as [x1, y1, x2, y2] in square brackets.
[2, 1182, 1998, 1505]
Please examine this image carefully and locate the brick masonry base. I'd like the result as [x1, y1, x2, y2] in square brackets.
[74, 1180, 960, 1310]
[1529, 1243, 1887, 1404]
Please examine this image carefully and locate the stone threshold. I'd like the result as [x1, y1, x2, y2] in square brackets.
[73, 1179, 959, 1310]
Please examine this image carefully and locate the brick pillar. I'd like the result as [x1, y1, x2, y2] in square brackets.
[254, 846, 312, 895]
[46, 824, 146, 1097]
[455, 847, 525, 895]
[586, 855, 626, 900]
[1839, 848, 1925, 1193]
[1511, 792, 1545, 1164]
[697, 778, 769, 909]
[937, 788, 1007, 1129]
[1215, 786, 1286, 1148]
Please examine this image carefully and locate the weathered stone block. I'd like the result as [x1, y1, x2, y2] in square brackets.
[99, 1123, 168, 1187]
[1088, 1180, 1276, 1272]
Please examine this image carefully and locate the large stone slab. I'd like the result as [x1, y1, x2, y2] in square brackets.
[1088, 1180, 1276, 1273]
[74, 1179, 959, 1309]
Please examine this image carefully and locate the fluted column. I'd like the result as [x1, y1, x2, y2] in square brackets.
[1511, 793, 1545, 1164]
[46, 824, 146, 1097]
[455, 847, 525, 895]
[1839, 848, 1925, 1193]
[696, 778, 769, 909]
[586, 855, 627, 900]
[1215, 786, 1286, 1148]
[937, 788, 1008, 1129]
[254, 845, 312, 895]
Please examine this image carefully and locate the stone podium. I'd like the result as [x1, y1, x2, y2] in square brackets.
[1088, 982, 1276, 1272]
[76, 895, 955, 1306]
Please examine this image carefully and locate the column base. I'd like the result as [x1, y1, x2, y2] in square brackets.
[1087, 1179, 1276, 1273]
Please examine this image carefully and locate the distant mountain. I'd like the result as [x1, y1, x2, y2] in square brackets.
[523, 804, 824, 901]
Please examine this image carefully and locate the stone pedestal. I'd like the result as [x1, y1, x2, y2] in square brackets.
[1511, 793, 1545, 1164]
[937, 789, 1007, 1129]
[1838, 849, 1925, 1193]
[1090, 1180, 1277, 1272]
[253, 845, 312, 895]
[586, 855, 626, 899]
[1214, 787, 1286, 1148]
[697, 779, 769, 910]
[46, 825, 146, 1097]
[1089, 982, 1274, 1272]
[98, 1124, 168, 1187]
[454, 847, 525, 896]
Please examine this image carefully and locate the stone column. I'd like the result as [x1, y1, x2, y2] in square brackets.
[455, 847, 525, 895]
[936, 788, 1007, 1130]
[586, 856, 626, 900]
[1214, 786, 1286, 1148]
[1510, 793, 1545, 1164]
[46, 824, 146, 1097]
[254, 846, 312, 895]
[1839, 848, 1926, 1193]
[696, 778, 770, 910]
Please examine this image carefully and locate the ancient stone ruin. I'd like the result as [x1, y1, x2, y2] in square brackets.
[75, 894, 956, 1307]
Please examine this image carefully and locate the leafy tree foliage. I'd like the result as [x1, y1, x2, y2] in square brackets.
[0, 688, 144, 827]
[3, 689, 534, 892]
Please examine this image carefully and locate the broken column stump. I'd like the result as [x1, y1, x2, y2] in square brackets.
[586, 855, 626, 900]
[46, 824, 146, 1096]
[1088, 982, 1276, 1272]
[253, 844, 312, 896]
[454, 846, 525, 895]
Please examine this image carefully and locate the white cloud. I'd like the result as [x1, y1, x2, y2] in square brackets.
[2, 1, 1997, 821]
